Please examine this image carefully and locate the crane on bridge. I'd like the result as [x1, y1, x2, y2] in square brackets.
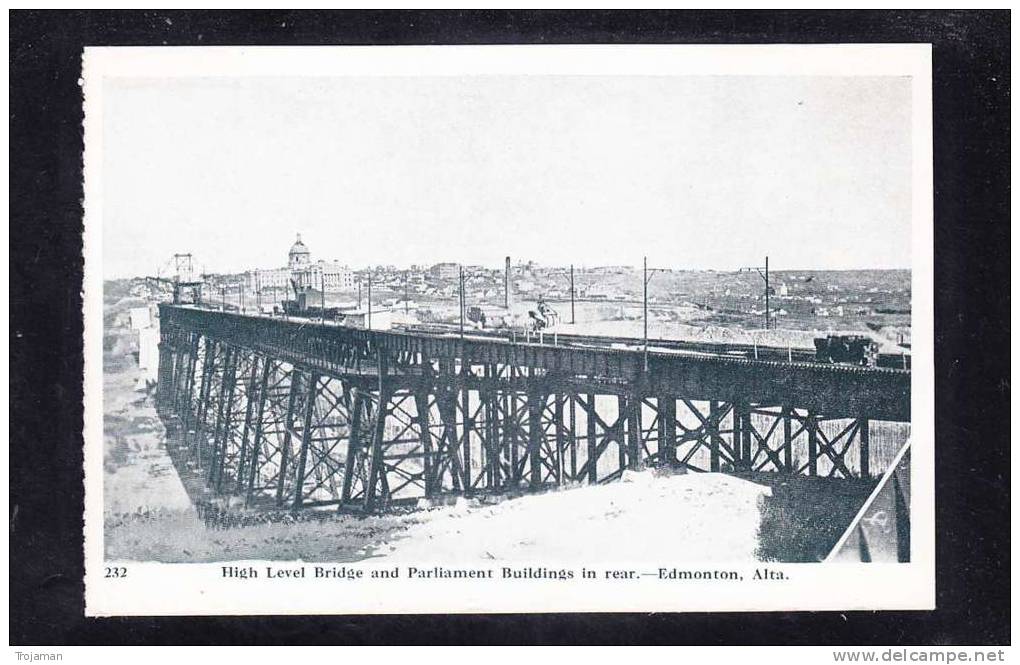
[527, 297, 559, 331]
[146, 253, 204, 305]
[282, 276, 345, 321]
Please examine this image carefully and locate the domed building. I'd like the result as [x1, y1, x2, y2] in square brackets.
[245, 233, 354, 294]
[288, 234, 311, 270]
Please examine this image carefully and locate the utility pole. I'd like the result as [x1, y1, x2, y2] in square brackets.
[740, 255, 771, 330]
[570, 264, 576, 324]
[320, 271, 326, 322]
[255, 272, 261, 312]
[404, 270, 409, 314]
[459, 265, 465, 338]
[504, 256, 512, 310]
[643, 257, 666, 371]
[358, 279, 362, 309]
[557, 264, 576, 325]
[367, 273, 372, 329]
[643, 257, 648, 369]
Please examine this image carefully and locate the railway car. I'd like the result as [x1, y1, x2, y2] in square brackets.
[813, 334, 879, 366]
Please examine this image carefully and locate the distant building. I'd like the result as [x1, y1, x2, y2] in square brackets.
[430, 262, 460, 280]
[129, 306, 152, 330]
[298, 261, 356, 290]
[247, 234, 353, 291]
[248, 266, 291, 289]
[137, 327, 160, 382]
[344, 308, 392, 331]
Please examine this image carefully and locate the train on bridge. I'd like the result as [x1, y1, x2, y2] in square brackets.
[393, 323, 906, 369]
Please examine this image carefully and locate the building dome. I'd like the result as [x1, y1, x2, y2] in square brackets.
[289, 234, 309, 256]
[288, 233, 311, 269]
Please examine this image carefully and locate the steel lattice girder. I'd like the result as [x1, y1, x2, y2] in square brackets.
[155, 308, 911, 511]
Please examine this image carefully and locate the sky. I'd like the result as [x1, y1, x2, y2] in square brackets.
[101, 75, 913, 278]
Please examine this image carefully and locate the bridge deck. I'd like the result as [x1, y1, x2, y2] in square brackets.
[160, 305, 910, 422]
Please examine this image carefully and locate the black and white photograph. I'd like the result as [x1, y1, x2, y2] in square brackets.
[78, 43, 935, 616]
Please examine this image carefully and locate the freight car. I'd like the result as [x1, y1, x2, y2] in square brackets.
[814, 334, 879, 366]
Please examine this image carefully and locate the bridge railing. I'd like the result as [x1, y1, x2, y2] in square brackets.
[160, 305, 910, 422]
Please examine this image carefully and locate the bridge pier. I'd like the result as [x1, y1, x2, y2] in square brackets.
[658, 395, 677, 468]
[859, 418, 871, 480]
[339, 387, 367, 507]
[782, 406, 794, 473]
[527, 386, 544, 490]
[585, 393, 598, 484]
[806, 412, 820, 476]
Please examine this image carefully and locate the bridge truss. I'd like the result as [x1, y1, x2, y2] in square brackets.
[155, 306, 911, 512]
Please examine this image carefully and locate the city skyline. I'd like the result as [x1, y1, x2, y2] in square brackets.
[146, 234, 912, 282]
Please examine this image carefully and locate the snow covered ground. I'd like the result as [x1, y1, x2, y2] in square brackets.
[384, 471, 771, 563]
[103, 351, 194, 516]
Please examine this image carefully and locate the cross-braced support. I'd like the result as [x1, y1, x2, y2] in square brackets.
[155, 306, 910, 514]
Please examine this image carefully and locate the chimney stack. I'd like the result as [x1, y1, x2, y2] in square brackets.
[504, 256, 512, 309]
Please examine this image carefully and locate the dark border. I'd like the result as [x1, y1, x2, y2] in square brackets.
[10, 10, 1010, 645]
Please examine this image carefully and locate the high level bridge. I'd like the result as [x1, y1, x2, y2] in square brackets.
[155, 304, 911, 513]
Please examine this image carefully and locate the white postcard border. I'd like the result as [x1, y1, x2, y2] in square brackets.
[82, 44, 934, 616]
